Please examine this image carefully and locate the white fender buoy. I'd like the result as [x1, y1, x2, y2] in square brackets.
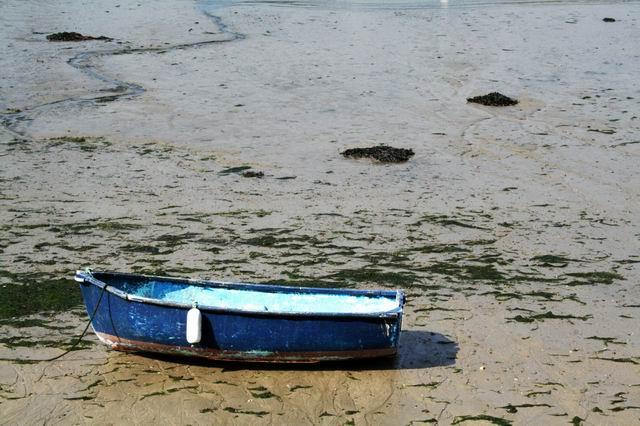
[186, 304, 201, 344]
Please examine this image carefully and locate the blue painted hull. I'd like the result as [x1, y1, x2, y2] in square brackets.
[77, 271, 404, 363]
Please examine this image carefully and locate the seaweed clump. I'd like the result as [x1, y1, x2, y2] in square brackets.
[242, 170, 264, 178]
[341, 145, 414, 163]
[467, 92, 518, 106]
[46, 32, 112, 42]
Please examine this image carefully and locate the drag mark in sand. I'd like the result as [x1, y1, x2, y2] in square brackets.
[0, 8, 244, 137]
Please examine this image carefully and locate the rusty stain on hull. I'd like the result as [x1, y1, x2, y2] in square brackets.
[96, 332, 396, 363]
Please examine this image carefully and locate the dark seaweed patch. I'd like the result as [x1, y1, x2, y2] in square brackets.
[121, 244, 166, 255]
[223, 407, 270, 417]
[63, 395, 95, 401]
[166, 385, 198, 393]
[135, 142, 174, 156]
[414, 306, 466, 313]
[50, 136, 88, 143]
[0, 318, 49, 328]
[435, 219, 486, 230]
[83, 379, 103, 391]
[248, 386, 280, 400]
[209, 210, 249, 218]
[242, 171, 264, 178]
[219, 166, 252, 175]
[464, 264, 504, 280]
[452, 415, 511, 425]
[168, 375, 194, 382]
[0, 337, 72, 349]
[585, 336, 625, 346]
[177, 212, 211, 222]
[467, 92, 518, 106]
[483, 290, 581, 304]
[499, 403, 551, 413]
[341, 146, 414, 163]
[417, 260, 507, 282]
[525, 390, 552, 397]
[509, 311, 592, 323]
[243, 235, 279, 247]
[323, 268, 416, 287]
[509, 274, 563, 284]
[289, 385, 312, 392]
[46, 32, 112, 42]
[48, 136, 112, 152]
[530, 254, 574, 268]
[410, 244, 471, 254]
[614, 258, 640, 264]
[345, 372, 360, 381]
[0, 358, 40, 364]
[156, 232, 200, 245]
[464, 239, 497, 246]
[534, 381, 564, 387]
[95, 95, 119, 103]
[415, 214, 488, 230]
[570, 416, 584, 426]
[94, 220, 141, 231]
[241, 233, 322, 249]
[407, 382, 440, 389]
[590, 357, 638, 365]
[140, 391, 166, 400]
[131, 266, 204, 276]
[564, 271, 623, 286]
[610, 406, 640, 412]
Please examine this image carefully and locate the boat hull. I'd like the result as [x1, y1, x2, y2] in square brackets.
[78, 272, 403, 363]
[94, 332, 397, 363]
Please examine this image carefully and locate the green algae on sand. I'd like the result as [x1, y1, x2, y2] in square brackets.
[0, 272, 82, 319]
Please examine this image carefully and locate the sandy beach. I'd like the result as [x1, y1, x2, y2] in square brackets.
[1, 0, 639, 424]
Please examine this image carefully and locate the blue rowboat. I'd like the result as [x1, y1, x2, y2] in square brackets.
[75, 270, 405, 363]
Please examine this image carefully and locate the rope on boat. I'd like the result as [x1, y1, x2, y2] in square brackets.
[0, 278, 108, 363]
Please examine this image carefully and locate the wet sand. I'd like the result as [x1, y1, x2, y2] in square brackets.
[1, 0, 639, 424]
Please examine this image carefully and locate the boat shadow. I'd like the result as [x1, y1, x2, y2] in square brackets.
[392, 329, 458, 370]
[134, 330, 458, 371]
